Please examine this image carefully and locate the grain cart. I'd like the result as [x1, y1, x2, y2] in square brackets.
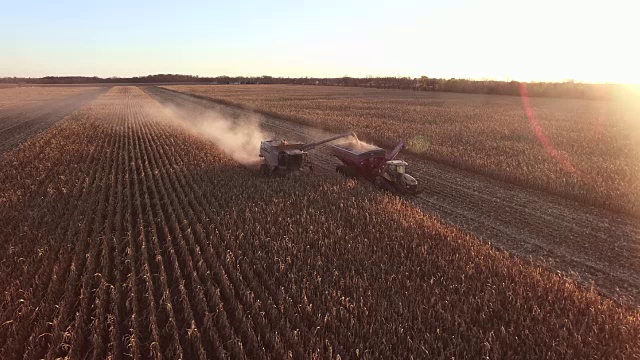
[259, 132, 357, 176]
[331, 140, 421, 194]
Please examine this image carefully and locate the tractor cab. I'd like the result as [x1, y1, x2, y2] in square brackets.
[383, 160, 418, 191]
[384, 160, 408, 177]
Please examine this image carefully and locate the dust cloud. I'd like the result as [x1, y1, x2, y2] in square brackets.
[191, 114, 266, 165]
[156, 104, 270, 166]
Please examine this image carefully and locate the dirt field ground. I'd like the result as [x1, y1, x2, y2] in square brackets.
[163, 85, 640, 217]
[0, 86, 638, 359]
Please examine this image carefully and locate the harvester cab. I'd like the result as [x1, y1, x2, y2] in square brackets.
[259, 140, 307, 175]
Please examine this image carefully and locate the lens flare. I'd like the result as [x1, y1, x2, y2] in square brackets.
[519, 83, 577, 174]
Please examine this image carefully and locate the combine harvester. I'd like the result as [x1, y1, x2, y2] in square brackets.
[259, 131, 421, 194]
[332, 139, 421, 194]
[259, 132, 357, 176]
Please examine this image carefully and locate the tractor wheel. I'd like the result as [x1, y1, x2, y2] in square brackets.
[260, 164, 270, 177]
[374, 176, 392, 192]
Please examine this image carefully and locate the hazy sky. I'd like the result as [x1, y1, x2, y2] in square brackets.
[1, 0, 638, 83]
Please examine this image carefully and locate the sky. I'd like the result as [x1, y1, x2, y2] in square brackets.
[1, 0, 638, 83]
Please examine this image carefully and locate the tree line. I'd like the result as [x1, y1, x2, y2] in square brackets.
[0, 74, 625, 100]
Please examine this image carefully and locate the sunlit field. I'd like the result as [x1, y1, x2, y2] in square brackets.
[165, 85, 640, 216]
[1, 87, 639, 359]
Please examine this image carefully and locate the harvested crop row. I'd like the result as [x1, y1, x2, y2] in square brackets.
[0, 86, 100, 112]
[0, 86, 638, 359]
[162, 84, 640, 217]
[0, 86, 108, 154]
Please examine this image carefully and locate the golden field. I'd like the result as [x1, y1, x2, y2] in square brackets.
[165, 85, 640, 216]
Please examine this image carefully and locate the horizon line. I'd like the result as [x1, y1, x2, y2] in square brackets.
[1, 73, 637, 86]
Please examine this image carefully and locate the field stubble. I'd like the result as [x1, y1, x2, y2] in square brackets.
[0, 86, 100, 111]
[0, 86, 107, 154]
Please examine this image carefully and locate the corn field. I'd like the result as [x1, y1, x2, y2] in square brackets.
[0, 86, 639, 359]
[163, 85, 640, 217]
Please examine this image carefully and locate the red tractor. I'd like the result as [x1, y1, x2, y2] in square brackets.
[331, 139, 421, 194]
